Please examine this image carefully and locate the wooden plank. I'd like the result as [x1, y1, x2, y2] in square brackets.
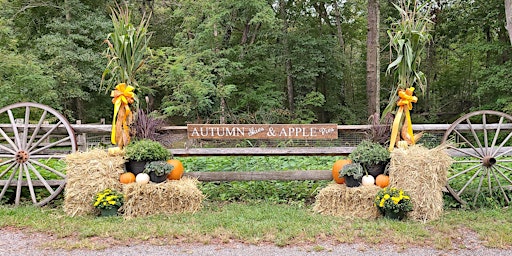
[187, 124, 338, 140]
[171, 147, 354, 156]
[0, 180, 65, 186]
[184, 170, 332, 181]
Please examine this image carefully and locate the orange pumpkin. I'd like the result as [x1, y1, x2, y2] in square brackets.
[120, 172, 136, 184]
[331, 159, 352, 184]
[375, 174, 390, 188]
[166, 159, 185, 180]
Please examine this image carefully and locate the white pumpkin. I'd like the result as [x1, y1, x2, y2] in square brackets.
[136, 173, 150, 184]
[361, 174, 375, 186]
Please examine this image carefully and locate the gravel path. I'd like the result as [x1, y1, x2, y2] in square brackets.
[1, 228, 512, 256]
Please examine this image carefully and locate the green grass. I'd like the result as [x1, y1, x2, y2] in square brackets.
[0, 201, 511, 250]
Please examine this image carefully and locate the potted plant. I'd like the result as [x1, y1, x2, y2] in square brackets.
[374, 187, 413, 220]
[93, 188, 124, 217]
[349, 140, 390, 178]
[339, 163, 364, 187]
[144, 161, 174, 183]
[124, 139, 170, 175]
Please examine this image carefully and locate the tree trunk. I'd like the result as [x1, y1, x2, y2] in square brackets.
[280, 0, 294, 112]
[505, 0, 512, 45]
[333, 0, 345, 50]
[366, 0, 380, 117]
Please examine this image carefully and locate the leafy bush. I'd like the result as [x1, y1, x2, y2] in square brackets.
[124, 139, 170, 161]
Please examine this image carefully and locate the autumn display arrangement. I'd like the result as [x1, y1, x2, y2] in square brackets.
[63, 147, 204, 218]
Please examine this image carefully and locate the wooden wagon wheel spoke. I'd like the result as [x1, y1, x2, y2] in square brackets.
[0, 164, 18, 203]
[29, 159, 66, 179]
[0, 161, 17, 179]
[456, 167, 484, 197]
[26, 162, 56, 195]
[448, 163, 481, 181]
[490, 167, 511, 205]
[0, 102, 76, 206]
[28, 121, 63, 152]
[491, 130, 512, 157]
[0, 127, 19, 152]
[15, 164, 23, 206]
[7, 109, 22, 150]
[442, 110, 512, 207]
[452, 129, 484, 158]
[23, 164, 37, 204]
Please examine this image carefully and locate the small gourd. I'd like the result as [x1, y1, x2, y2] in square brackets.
[136, 173, 150, 184]
[361, 174, 375, 186]
[375, 174, 390, 188]
[120, 172, 136, 184]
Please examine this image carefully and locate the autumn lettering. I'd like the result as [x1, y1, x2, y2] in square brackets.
[188, 124, 338, 140]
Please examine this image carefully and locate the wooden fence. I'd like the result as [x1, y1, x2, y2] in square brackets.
[69, 123, 454, 182]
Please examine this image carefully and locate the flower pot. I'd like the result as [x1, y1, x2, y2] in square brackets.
[149, 172, 168, 183]
[382, 209, 407, 220]
[366, 162, 387, 178]
[344, 175, 362, 187]
[125, 160, 147, 175]
[99, 207, 119, 217]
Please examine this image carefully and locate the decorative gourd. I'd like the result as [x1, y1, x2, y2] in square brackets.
[166, 159, 185, 180]
[108, 147, 124, 156]
[120, 172, 136, 184]
[135, 173, 150, 184]
[375, 174, 390, 188]
[362, 174, 375, 186]
[331, 159, 352, 184]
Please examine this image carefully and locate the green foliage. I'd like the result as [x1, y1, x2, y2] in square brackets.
[181, 155, 337, 204]
[101, 2, 151, 93]
[349, 140, 391, 166]
[124, 139, 169, 162]
[384, 0, 433, 116]
[339, 163, 365, 180]
[339, 163, 364, 179]
[144, 161, 174, 176]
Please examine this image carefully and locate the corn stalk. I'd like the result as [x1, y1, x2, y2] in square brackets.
[383, 0, 432, 117]
[101, 3, 151, 94]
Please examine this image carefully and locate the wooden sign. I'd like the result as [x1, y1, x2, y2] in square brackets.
[187, 124, 338, 140]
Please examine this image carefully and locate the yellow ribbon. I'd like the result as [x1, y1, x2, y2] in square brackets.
[389, 87, 418, 151]
[110, 83, 135, 148]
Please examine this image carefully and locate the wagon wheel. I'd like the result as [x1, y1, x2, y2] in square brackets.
[442, 110, 512, 207]
[0, 102, 76, 206]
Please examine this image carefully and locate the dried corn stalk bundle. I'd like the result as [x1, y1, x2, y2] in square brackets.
[63, 149, 125, 217]
[389, 144, 453, 222]
[122, 177, 205, 218]
[313, 183, 381, 219]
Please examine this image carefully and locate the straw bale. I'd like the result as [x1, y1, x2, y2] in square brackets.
[389, 144, 453, 222]
[122, 177, 204, 218]
[313, 183, 381, 219]
[63, 149, 125, 217]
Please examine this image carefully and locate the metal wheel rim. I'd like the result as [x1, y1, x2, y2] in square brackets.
[0, 102, 76, 206]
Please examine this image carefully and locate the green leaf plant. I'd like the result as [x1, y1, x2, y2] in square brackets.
[101, 2, 152, 96]
[383, 0, 433, 117]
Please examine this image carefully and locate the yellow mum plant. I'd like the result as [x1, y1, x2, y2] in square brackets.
[93, 188, 124, 210]
[374, 187, 412, 216]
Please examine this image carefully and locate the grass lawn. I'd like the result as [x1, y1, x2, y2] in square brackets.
[0, 201, 511, 251]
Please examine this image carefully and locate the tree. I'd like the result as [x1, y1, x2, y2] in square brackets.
[366, 0, 380, 117]
[505, 0, 512, 45]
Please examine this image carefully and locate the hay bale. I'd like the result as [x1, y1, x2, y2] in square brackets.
[389, 144, 453, 222]
[63, 149, 125, 217]
[122, 177, 204, 218]
[313, 183, 381, 219]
